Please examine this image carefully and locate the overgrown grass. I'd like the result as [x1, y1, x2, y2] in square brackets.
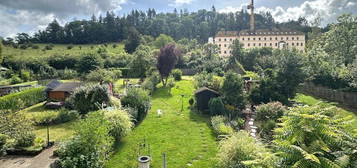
[106, 78, 218, 168]
[293, 93, 357, 133]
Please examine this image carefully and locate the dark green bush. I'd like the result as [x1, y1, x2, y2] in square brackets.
[57, 68, 78, 80]
[208, 97, 225, 116]
[48, 54, 79, 69]
[77, 53, 103, 73]
[121, 88, 151, 122]
[19, 44, 28, 50]
[31, 45, 39, 49]
[44, 45, 53, 50]
[0, 87, 45, 111]
[189, 98, 194, 106]
[172, 69, 182, 81]
[67, 45, 73, 50]
[68, 84, 110, 114]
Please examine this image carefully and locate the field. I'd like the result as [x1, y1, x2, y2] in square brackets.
[106, 78, 218, 168]
[294, 93, 357, 133]
[2, 43, 125, 59]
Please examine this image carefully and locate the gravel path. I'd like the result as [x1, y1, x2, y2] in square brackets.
[0, 147, 57, 168]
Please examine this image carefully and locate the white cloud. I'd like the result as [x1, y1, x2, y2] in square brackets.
[0, 6, 55, 37]
[169, 0, 194, 7]
[256, 0, 357, 26]
[219, 0, 357, 26]
[0, 0, 128, 17]
[0, 0, 128, 37]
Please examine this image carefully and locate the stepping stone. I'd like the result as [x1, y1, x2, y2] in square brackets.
[248, 121, 254, 125]
[198, 155, 203, 159]
[251, 126, 258, 129]
[251, 129, 257, 133]
[187, 163, 192, 167]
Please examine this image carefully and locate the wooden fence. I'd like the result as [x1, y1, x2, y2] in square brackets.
[299, 82, 357, 109]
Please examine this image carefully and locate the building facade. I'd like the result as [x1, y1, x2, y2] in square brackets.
[210, 30, 306, 57]
[209, 0, 306, 58]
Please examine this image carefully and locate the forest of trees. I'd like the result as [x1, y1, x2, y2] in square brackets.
[2, 7, 313, 44]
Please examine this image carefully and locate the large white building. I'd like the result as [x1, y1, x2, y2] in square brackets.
[209, 0, 306, 57]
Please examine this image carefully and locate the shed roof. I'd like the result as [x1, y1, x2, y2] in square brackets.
[45, 80, 62, 91]
[195, 87, 220, 95]
[51, 82, 81, 92]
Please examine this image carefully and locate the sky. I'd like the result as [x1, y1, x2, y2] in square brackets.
[0, 0, 356, 37]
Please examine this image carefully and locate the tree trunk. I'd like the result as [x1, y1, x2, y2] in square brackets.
[162, 76, 168, 87]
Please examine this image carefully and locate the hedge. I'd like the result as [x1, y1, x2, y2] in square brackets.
[0, 87, 46, 111]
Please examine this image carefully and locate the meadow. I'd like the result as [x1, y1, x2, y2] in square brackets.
[2, 43, 125, 59]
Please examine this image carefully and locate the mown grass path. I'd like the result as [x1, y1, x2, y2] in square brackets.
[106, 79, 218, 168]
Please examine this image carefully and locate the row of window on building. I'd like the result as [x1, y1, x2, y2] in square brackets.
[219, 42, 304, 48]
[215, 36, 301, 42]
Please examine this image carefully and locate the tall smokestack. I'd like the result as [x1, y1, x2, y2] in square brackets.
[247, 0, 255, 31]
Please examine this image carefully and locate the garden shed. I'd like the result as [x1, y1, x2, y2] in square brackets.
[195, 87, 220, 112]
[48, 82, 81, 101]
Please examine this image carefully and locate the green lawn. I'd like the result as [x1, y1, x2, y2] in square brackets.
[20, 102, 76, 142]
[114, 78, 141, 93]
[106, 79, 218, 168]
[294, 93, 357, 133]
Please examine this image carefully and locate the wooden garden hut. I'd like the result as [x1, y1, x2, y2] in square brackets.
[195, 87, 220, 112]
[48, 82, 81, 101]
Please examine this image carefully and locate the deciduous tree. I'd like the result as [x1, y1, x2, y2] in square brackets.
[157, 44, 181, 86]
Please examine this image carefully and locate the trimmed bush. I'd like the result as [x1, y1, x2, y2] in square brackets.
[0, 87, 45, 111]
[68, 84, 110, 114]
[172, 69, 182, 81]
[102, 108, 133, 141]
[121, 88, 150, 122]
